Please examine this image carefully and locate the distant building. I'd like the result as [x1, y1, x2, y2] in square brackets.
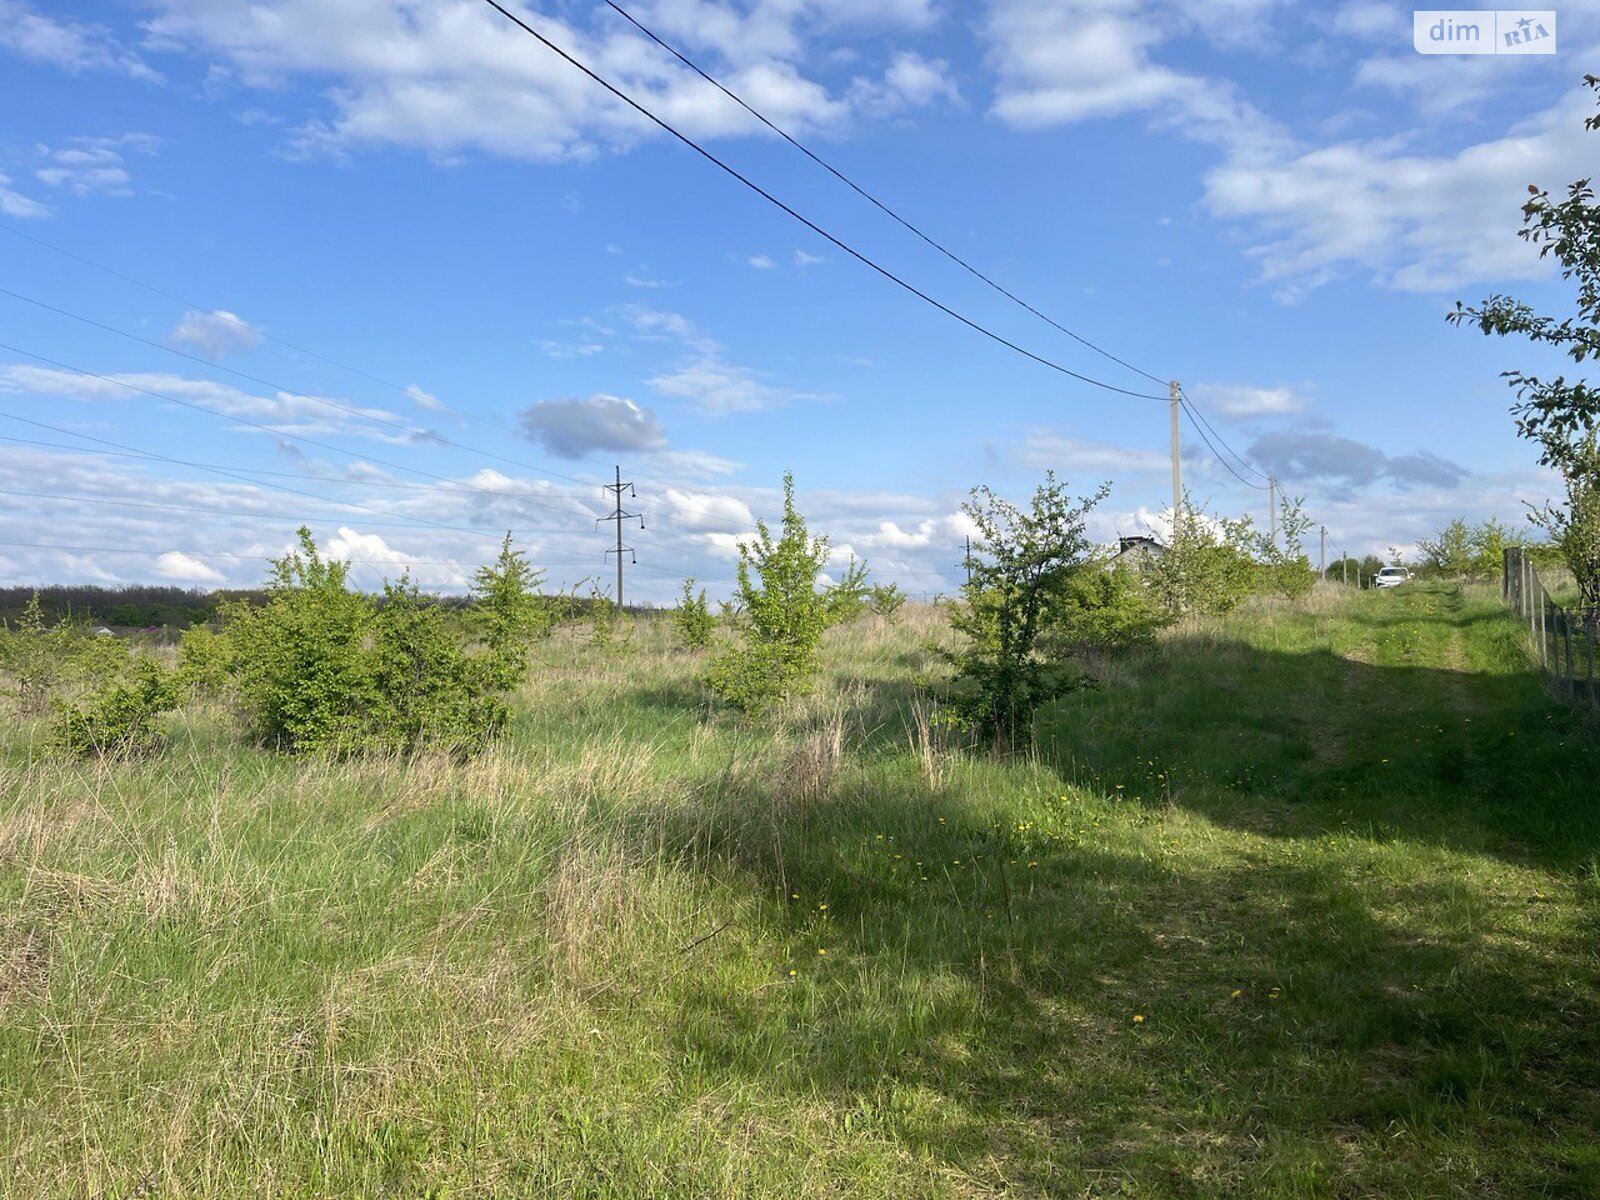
[1109, 535, 1164, 569]
[90, 626, 116, 638]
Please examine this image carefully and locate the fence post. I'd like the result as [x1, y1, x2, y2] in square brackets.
[1563, 609, 1575, 695]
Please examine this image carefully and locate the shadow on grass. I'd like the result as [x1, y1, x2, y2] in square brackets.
[609, 588, 1600, 1192]
[645, 767, 1600, 1196]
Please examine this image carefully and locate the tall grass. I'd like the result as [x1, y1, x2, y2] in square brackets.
[2, 585, 1597, 1197]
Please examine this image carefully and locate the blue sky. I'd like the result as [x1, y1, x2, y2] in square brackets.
[0, 0, 1595, 600]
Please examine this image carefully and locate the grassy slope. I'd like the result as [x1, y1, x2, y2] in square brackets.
[2, 584, 1597, 1198]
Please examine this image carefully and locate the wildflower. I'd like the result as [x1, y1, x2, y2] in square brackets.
[817, 948, 827, 956]
[791, 893, 800, 900]
[818, 903, 828, 912]
[788, 970, 797, 977]
[1230, 989, 1241, 998]
[1132, 1014, 1145, 1024]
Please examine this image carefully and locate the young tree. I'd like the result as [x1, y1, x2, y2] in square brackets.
[823, 556, 872, 626]
[1418, 517, 1475, 576]
[366, 579, 507, 754]
[868, 582, 907, 622]
[0, 592, 74, 714]
[1144, 495, 1257, 617]
[1256, 492, 1316, 600]
[707, 472, 832, 711]
[224, 528, 375, 752]
[1449, 74, 1600, 603]
[943, 473, 1108, 751]
[672, 578, 716, 648]
[471, 533, 547, 689]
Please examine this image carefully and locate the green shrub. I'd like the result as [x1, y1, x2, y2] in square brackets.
[673, 578, 716, 648]
[868, 583, 907, 622]
[51, 657, 179, 758]
[471, 533, 548, 689]
[0, 592, 73, 714]
[942, 474, 1108, 750]
[220, 528, 528, 754]
[1047, 559, 1168, 652]
[1144, 497, 1257, 617]
[67, 628, 132, 691]
[823, 557, 871, 626]
[223, 529, 375, 753]
[707, 473, 832, 711]
[176, 626, 233, 698]
[363, 581, 507, 754]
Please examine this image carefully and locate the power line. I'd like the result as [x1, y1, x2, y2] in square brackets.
[601, 0, 1168, 389]
[476, 0, 1170, 403]
[1178, 386, 1270, 484]
[0, 222, 613, 492]
[1178, 399, 1269, 491]
[0, 486, 586, 540]
[0, 423, 745, 565]
[0, 341, 604, 519]
[0, 410, 596, 538]
[0, 286, 613, 494]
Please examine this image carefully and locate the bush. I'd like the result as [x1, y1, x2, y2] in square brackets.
[823, 557, 871, 626]
[868, 583, 907, 622]
[673, 578, 716, 648]
[942, 474, 1108, 750]
[51, 657, 179, 758]
[223, 529, 375, 753]
[363, 581, 507, 754]
[707, 473, 832, 711]
[222, 528, 525, 754]
[176, 625, 233, 698]
[0, 592, 73, 714]
[1144, 497, 1257, 617]
[1047, 559, 1168, 652]
[471, 533, 548, 689]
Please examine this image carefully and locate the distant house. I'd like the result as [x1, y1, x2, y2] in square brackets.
[1109, 535, 1164, 570]
[90, 626, 116, 638]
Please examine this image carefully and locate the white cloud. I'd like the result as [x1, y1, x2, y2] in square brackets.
[405, 384, 445, 411]
[518, 393, 667, 459]
[153, 551, 224, 583]
[1012, 432, 1168, 474]
[623, 305, 827, 414]
[0, 1, 160, 80]
[1189, 382, 1307, 418]
[794, 248, 823, 267]
[1204, 80, 1600, 294]
[137, 0, 938, 164]
[661, 488, 754, 530]
[747, 254, 775, 269]
[32, 134, 157, 197]
[0, 172, 47, 218]
[849, 50, 960, 116]
[0, 363, 412, 441]
[168, 309, 264, 359]
[541, 339, 606, 359]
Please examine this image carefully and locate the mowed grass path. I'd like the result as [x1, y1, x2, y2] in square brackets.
[2, 583, 1597, 1197]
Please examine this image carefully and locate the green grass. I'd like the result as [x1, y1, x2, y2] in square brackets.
[3, 583, 1598, 1197]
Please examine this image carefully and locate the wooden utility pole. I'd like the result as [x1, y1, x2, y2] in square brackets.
[1169, 380, 1182, 533]
[963, 536, 973, 586]
[599, 464, 643, 612]
[1341, 551, 1348, 588]
[1268, 476, 1277, 544]
[1319, 526, 1327, 578]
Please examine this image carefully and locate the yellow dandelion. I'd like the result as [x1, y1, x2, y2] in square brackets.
[1132, 1014, 1145, 1024]
[788, 969, 797, 977]
[817, 948, 827, 956]
[1230, 989, 1242, 998]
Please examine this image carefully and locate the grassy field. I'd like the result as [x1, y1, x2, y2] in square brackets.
[3, 582, 1598, 1198]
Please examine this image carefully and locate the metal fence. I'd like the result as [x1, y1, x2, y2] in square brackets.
[1503, 547, 1599, 707]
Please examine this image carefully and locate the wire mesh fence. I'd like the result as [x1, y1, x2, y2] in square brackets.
[1503, 547, 1599, 708]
